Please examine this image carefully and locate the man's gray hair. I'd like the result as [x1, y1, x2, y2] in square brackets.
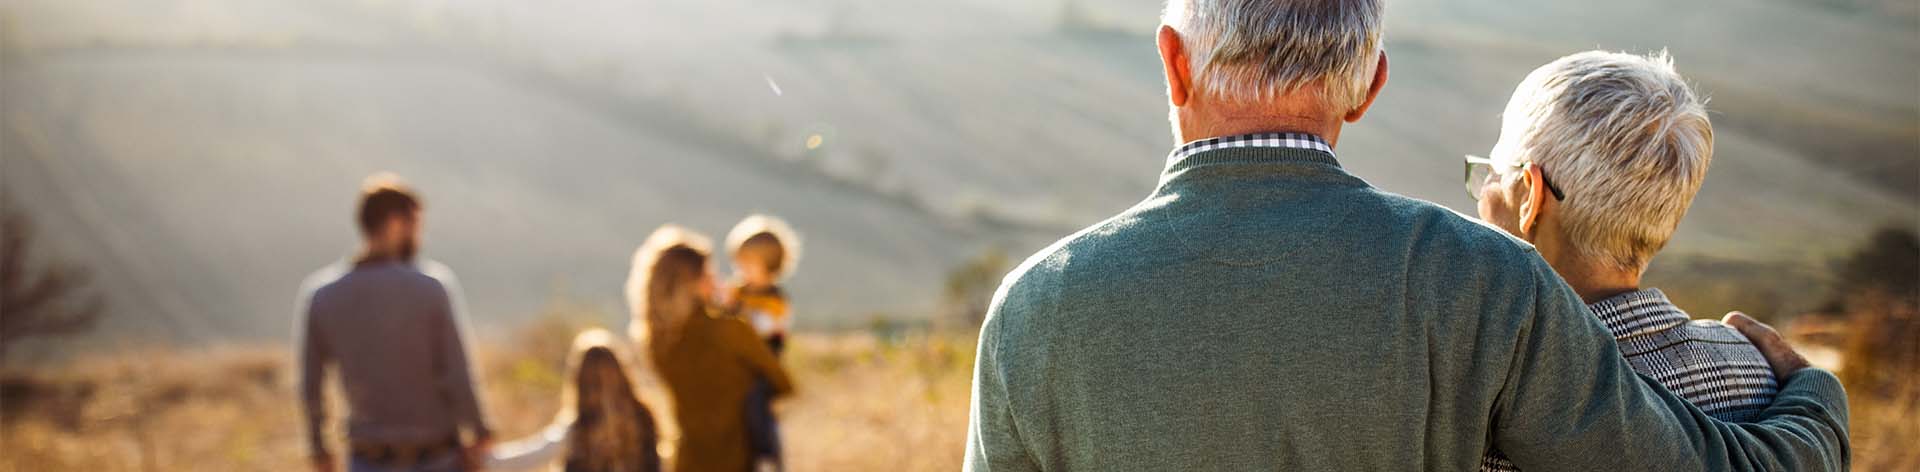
[1162, 0, 1385, 112]
[1497, 50, 1714, 271]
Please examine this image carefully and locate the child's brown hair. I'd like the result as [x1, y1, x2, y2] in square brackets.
[556, 329, 661, 472]
[725, 214, 802, 281]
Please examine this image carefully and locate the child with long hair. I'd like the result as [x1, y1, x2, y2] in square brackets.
[626, 225, 794, 472]
[489, 329, 661, 472]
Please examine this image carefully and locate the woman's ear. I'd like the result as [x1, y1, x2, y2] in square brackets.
[1517, 164, 1548, 237]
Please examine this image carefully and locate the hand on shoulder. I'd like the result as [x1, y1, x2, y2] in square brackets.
[1723, 311, 1812, 379]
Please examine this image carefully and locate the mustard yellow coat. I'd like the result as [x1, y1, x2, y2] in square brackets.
[650, 311, 793, 472]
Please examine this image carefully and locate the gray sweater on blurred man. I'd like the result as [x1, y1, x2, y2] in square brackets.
[297, 259, 491, 459]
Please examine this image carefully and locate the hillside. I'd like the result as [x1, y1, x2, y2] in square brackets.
[1, 0, 1914, 346]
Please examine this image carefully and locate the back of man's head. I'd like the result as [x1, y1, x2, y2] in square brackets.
[357, 172, 422, 238]
[1162, 0, 1385, 113]
[1500, 50, 1713, 272]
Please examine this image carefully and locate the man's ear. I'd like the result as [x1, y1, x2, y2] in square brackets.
[1157, 25, 1191, 107]
[1343, 51, 1389, 123]
[1518, 164, 1548, 236]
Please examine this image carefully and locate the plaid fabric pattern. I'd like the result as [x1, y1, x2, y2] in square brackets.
[1165, 132, 1334, 166]
[1481, 288, 1780, 472]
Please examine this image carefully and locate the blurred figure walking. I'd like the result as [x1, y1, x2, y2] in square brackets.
[297, 173, 493, 472]
[489, 329, 661, 472]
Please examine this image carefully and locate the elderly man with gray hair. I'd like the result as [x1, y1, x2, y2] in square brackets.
[1470, 50, 1783, 472]
[963, 1, 1849, 470]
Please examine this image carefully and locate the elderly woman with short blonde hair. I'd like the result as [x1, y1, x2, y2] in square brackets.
[1469, 50, 1785, 472]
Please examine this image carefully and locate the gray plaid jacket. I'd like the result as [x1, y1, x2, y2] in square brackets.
[1481, 288, 1780, 471]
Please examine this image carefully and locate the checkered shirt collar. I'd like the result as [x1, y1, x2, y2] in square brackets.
[1165, 132, 1335, 167]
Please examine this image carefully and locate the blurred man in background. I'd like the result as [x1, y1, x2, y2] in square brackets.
[962, 1, 1849, 470]
[298, 174, 493, 472]
[1468, 50, 1782, 471]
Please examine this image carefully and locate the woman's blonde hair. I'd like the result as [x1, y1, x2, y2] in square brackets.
[553, 329, 659, 472]
[1497, 50, 1712, 272]
[624, 225, 714, 349]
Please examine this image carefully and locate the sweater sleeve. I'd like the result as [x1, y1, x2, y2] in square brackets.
[726, 319, 794, 396]
[963, 286, 1042, 472]
[1493, 257, 1850, 471]
[297, 291, 331, 459]
[431, 279, 493, 440]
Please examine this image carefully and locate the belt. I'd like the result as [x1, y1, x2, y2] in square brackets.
[350, 437, 461, 467]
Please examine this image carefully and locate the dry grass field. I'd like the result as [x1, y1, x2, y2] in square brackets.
[1849, 371, 1920, 471]
[0, 324, 977, 472]
[3, 313, 1915, 471]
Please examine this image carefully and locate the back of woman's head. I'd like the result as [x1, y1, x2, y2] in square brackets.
[624, 225, 714, 346]
[574, 347, 629, 406]
[559, 330, 645, 420]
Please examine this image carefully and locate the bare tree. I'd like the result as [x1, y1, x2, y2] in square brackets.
[1830, 225, 1920, 308]
[940, 247, 1010, 329]
[1, 207, 104, 362]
